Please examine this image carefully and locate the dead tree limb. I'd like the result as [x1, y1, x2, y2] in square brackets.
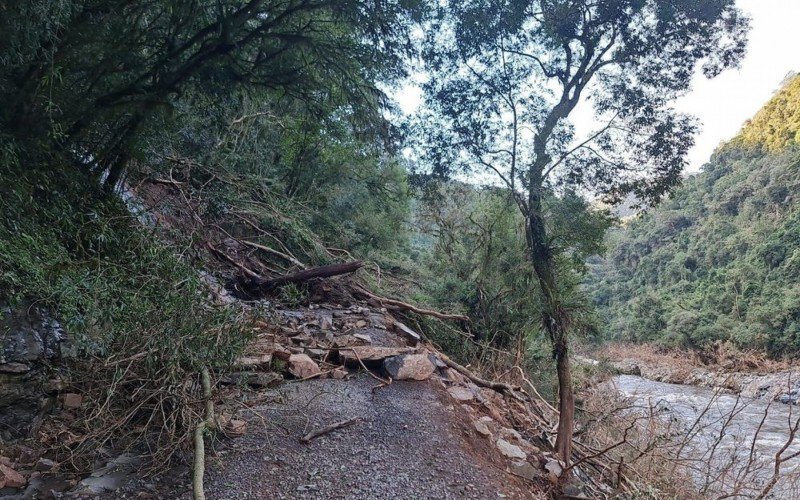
[300, 417, 361, 443]
[353, 285, 469, 322]
[240, 239, 307, 269]
[251, 261, 364, 290]
[439, 355, 524, 400]
[206, 242, 263, 279]
[193, 367, 215, 500]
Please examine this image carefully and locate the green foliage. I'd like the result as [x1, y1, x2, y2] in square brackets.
[0, 162, 245, 368]
[404, 181, 608, 360]
[0, 0, 420, 190]
[735, 74, 800, 151]
[147, 90, 412, 263]
[586, 142, 800, 357]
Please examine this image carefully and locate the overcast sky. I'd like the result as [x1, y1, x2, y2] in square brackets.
[395, 0, 800, 174]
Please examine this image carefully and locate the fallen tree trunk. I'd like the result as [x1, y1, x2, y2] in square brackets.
[352, 285, 469, 322]
[250, 261, 364, 290]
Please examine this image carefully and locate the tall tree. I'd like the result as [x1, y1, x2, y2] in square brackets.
[417, 0, 748, 463]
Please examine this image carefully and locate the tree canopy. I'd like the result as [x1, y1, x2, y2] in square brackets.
[0, 0, 421, 189]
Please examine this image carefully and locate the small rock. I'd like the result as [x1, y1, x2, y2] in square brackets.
[305, 348, 328, 359]
[393, 321, 421, 345]
[331, 367, 349, 380]
[226, 371, 283, 389]
[45, 376, 66, 392]
[71, 453, 140, 494]
[562, 482, 583, 497]
[35, 458, 57, 472]
[353, 334, 372, 343]
[473, 420, 491, 437]
[544, 458, 563, 483]
[234, 354, 272, 369]
[496, 439, 526, 460]
[63, 393, 83, 409]
[508, 460, 537, 481]
[225, 419, 247, 437]
[0, 363, 30, 374]
[0, 463, 26, 488]
[17, 445, 37, 464]
[429, 355, 447, 369]
[319, 314, 333, 330]
[271, 347, 292, 361]
[612, 359, 641, 376]
[500, 427, 522, 442]
[288, 354, 321, 379]
[355, 320, 368, 328]
[383, 354, 436, 381]
[447, 386, 474, 402]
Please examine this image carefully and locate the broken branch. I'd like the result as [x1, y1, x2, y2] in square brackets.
[353, 285, 469, 322]
[300, 417, 361, 443]
[440, 355, 524, 400]
[206, 242, 263, 279]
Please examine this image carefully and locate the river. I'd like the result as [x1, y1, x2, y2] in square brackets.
[610, 374, 800, 498]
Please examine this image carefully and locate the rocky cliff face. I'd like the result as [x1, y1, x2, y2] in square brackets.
[1, 304, 69, 440]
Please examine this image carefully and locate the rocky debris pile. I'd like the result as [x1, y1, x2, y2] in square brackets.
[0, 295, 571, 498]
[232, 304, 430, 383]
[0, 443, 65, 495]
[222, 301, 581, 496]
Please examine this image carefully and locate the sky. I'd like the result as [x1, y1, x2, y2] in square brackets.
[394, 0, 800, 174]
[675, 0, 800, 172]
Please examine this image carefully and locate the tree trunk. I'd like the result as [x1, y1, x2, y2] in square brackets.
[101, 113, 146, 193]
[554, 339, 574, 462]
[526, 191, 574, 466]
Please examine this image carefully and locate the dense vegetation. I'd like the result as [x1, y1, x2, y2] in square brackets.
[11, 0, 800, 487]
[587, 75, 800, 357]
[0, 0, 421, 464]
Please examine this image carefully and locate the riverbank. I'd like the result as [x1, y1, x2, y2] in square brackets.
[587, 343, 800, 405]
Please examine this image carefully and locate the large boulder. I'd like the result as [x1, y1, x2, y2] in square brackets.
[382, 354, 436, 381]
[1, 304, 67, 364]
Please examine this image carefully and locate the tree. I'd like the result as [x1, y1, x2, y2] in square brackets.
[0, 0, 421, 191]
[417, 0, 748, 464]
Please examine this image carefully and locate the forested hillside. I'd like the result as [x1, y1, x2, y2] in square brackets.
[587, 75, 800, 357]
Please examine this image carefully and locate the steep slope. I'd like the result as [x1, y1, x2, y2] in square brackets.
[587, 75, 800, 356]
